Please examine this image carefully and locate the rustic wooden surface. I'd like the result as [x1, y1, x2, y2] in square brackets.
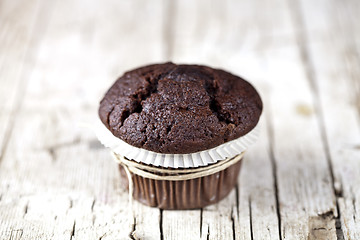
[0, 0, 359, 239]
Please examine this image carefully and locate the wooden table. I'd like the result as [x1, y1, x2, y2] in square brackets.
[1, 0, 359, 239]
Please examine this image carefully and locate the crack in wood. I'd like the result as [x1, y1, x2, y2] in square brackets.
[98, 233, 106, 240]
[235, 184, 240, 218]
[249, 197, 254, 240]
[47, 147, 57, 162]
[91, 199, 96, 225]
[159, 209, 163, 240]
[267, 227, 271, 239]
[335, 179, 344, 198]
[23, 201, 29, 218]
[335, 214, 345, 240]
[199, 208, 203, 237]
[335, 184, 345, 240]
[70, 221, 76, 239]
[265, 107, 282, 239]
[9, 229, 23, 240]
[91, 199, 96, 212]
[69, 198, 73, 210]
[206, 225, 210, 240]
[129, 217, 137, 240]
[230, 208, 235, 240]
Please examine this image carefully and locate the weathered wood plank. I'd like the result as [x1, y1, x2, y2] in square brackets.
[201, 190, 236, 240]
[171, 0, 343, 238]
[170, 0, 337, 239]
[298, 0, 360, 238]
[268, 45, 336, 239]
[0, 0, 45, 159]
[0, 0, 168, 239]
[237, 118, 280, 240]
[264, 40, 337, 239]
[244, 0, 346, 238]
[169, 0, 291, 239]
[162, 210, 201, 240]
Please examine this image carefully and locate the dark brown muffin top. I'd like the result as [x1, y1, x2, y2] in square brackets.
[99, 62, 262, 154]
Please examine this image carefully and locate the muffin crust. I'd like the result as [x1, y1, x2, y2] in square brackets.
[99, 62, 262, 154]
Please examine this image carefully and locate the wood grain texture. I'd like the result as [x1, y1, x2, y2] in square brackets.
[170, 0, 284, 238]
[0, 0, 46, 160]
[298, 0, 360, 238]
[0, 0, 166, 239]
[0, 0, 359, 239]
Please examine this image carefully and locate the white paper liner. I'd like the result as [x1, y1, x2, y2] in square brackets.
[94, 119, 260, 168]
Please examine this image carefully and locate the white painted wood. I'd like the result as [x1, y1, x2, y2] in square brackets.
[299, 0, 360, 238]
[201, 190, 236, 240]
[131, 201, 162, 240]
[262, 43, 337, 239]
[169, 0, 286, 239]
[237, 118, 280, 240]
[0, 0, 43, 156]
[162, 210, 201, 240]
[0, 0, 167, 239]
[170, 0, 336, 238]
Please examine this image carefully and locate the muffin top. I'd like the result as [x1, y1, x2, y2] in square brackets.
[99, 62, 262, 154]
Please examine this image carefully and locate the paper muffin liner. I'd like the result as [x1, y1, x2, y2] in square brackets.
[94, 119, 260, 168]
[118, 159, 242, 209]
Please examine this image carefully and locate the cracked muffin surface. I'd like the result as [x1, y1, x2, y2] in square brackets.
[99, 62, 263, 154]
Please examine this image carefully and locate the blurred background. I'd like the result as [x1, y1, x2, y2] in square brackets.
[1, 0, 359, 239]
[1, 0, 358, 114]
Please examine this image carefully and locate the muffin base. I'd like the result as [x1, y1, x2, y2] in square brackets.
[118, 160, 242, 210]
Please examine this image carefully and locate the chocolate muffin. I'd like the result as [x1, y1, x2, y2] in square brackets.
[99, 62, 262, 154]
[97, 62, 263, 209]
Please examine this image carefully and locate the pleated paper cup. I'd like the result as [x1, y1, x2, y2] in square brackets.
[95, 120, 259, 209]
[117, 158, 242, 209]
